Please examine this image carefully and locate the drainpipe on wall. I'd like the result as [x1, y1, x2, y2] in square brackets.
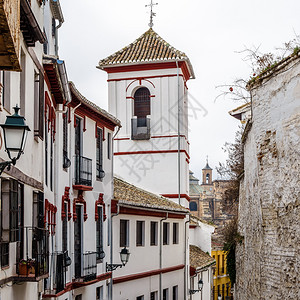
[176, 60, 181, 206]
[184, 214, 191, 300]
[159, 212, 168, 300]
[109, 202, 120, 300]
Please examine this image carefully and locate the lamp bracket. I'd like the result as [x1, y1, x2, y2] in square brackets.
[189, 289, 200, 295]
[0, 160, 13, 175]
[106, 262, 123, 272]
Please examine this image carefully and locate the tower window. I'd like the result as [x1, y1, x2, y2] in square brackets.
[206, 173, 210, 184]
[134, 87, 150, 121]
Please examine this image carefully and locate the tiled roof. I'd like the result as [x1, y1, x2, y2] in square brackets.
[191, 215, 215, 227]
[190, 245, 216, 270]
[69, 82, 121, 127]
[98, 28, 194, 78]
[114, 177, 189, 214]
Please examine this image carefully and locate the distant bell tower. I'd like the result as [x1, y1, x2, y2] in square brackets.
[97, 28, 195, 208]
[202, 158, 212, 185]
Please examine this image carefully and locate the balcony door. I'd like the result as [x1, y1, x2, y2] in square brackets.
[74, 205, 83, 278]
[75, 117, 82, 184]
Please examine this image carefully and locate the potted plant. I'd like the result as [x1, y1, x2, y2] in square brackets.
[18, 258, 36, 275]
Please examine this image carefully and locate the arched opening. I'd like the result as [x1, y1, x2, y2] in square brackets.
[189, 201, 198, 211]
[206, 173, 210, 184]
[134, 87, 150, 127]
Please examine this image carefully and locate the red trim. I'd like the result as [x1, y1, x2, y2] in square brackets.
[44, 199, 57, 235]
[190, 224, 197, 229]
[73, 191, 88, 222]
[161, 194, 191, 201]
[190, 266, 196, 277]
[126, 79, 138, 92]
[126, 96, 134, 99]
[108, 73, 184, 83]
[83, 116, 86, 132]
[113, 264, 185, 284]
[111, 200, 186, 219]
[104, 62, 191, 81]
[186, 158, 190, 164]
[114, 149, 190, 160]
[73, 185, 93, 191]
[95, 193, 106, 221]
[114, 137, 130, 141]
[68, 105, 71, 123]
[61, 187, 72, 221]
[151, 134, 188, 141]
[42, 272, 112, 298]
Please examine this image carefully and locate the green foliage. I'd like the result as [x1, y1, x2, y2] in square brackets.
[223, 217, 244, 284]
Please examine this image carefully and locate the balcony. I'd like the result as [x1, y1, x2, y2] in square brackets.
[131, 117, 150, 140]
[44, 251, 71, 295]
[74, 155, 92, 189]
[16, 227, 49, 281]
[0, 0, 20, 70]
[75, 251, 97, 282]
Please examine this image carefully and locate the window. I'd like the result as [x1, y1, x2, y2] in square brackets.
[34, 70, 44, 139]
[1, 179, 24, 243]
[222, 254, 225, 274]
[136, 296, 144, 300]
[222, 284, 225, 300]
[150, 291, 158, 300]
[134, 87, 150, 123]
[50, 134, 54, 191]
[20, 50, 26, 116]
[172, 286, 178, 300]
[62, 203, 68, 252]
[107, 132, 111, 160]
[1, 243, 9, 267]
[96, 286, 103, 300]
[150, 221, 158, 246]
[173, 223, 179, 244]
[163, 222, 169, 245]
[45, 108, 48, 186]
[96, 127, 103, 179]
[163, 288, 169, 300]
[2, 71, 10, 111]
[75, 295, 82, 300]
[120, 220, 129, 247]
[96, 206, 104, 260]
[63, 109, 69, 168]
[136, 221, 145, 247]
[189, 202, 197, 211]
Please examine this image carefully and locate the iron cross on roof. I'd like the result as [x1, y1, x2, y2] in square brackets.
[145, 0, 158, 28]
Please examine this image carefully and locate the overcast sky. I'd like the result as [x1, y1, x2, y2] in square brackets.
[58, 0, 300, 181]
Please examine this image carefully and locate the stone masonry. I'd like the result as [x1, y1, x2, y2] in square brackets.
[235, 53, 300, 299]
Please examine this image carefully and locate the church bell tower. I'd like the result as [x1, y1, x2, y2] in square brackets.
[98, 28, 195, 208]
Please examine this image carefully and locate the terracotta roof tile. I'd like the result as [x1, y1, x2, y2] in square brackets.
[98, 28, 194, 78]
[190, 245, 216, 270]
[114, 177, 189, 214]
[69, 82, 121, 127]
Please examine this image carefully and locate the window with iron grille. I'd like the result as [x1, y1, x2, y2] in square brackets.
[150, 291, 158, 300]
[107, 132, 111, 160]
[96, 286, 103, 300]
[96, 206, 103, 260]
[136, 221, 145, 247]
[63, 109, 69, 168]
[96, 128, 103, 179]
[50, 134, 53, 191]
[134, 87, 150, 127]
[150, 221, 158, 246]
[120, 220, 129, 247]
[173, 223, 179, 244]
[0, 243, 9, 267]
[163, 222, 169, 245]
[172, 286, 178, 300]
[137, 296, 144, 300]
[163, 288, 169, 300]
[34, 71, 44, 139]
[45, 113, 48, 186]
[62, 203, 68, 253]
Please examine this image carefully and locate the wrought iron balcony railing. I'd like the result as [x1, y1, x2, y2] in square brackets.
[83, 251, 97, 282]
[44, 251, 71, 295]
[16, 226, 49, 279]
[74, 155, 92, 186]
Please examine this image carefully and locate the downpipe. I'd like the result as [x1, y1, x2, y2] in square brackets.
[184, 214, 191, 300]
[159, 212, 168, 300]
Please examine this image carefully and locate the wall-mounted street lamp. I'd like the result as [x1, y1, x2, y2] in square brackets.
[189, 278, 203, 294]
[106, 247, 130, 272]
[0, 106, 30, 175]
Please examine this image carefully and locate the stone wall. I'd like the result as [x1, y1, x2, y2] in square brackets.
[235, 55, 300, 299]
